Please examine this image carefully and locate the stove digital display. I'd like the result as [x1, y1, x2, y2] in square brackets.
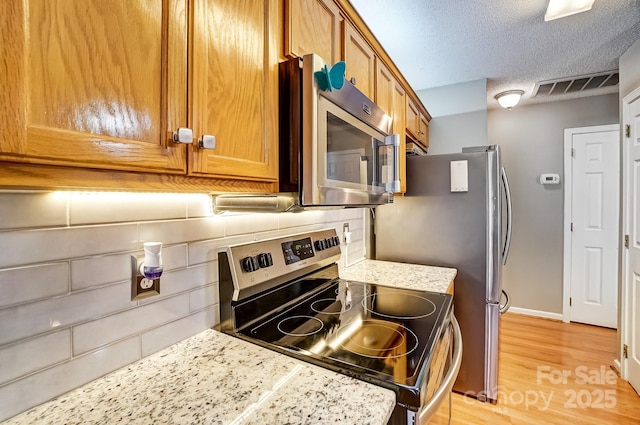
[281, 237, 315, 265]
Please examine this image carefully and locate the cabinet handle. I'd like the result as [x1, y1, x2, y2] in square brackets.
[198, 134, 216, 150]
[172, 128, 193, 144]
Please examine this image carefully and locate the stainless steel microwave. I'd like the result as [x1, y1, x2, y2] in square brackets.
[213, 54, 400, 213]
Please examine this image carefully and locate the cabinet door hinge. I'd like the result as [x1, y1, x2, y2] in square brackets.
[624, 344, 629, 359]
[570, 222, 574, 232]
[569, 297, 572, 307]
[626, 124, 631, 138]
[571, 148, 575, 158]
[625, 235, 630, 249]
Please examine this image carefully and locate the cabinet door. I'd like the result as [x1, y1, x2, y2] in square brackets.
[189, 0, 278, 181]
[343, 22, 375, 99]
[392, 81, 407, 194]
[406, 97, 420, 140]
[375, 58, 394, 115]
[0, 0, 187, 173]
[419, 114, 430, 148]
[285, 0, 341, 64]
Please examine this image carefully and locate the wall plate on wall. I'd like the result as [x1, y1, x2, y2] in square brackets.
[131, 255, 161, 300]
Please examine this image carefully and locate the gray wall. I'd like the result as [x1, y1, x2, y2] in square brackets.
[426, 111, 489, 155]
[417, 79, 489, 154]
[488, 93, 619, 314]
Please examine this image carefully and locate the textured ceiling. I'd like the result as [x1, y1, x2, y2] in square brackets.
[349, 0, 640, 109]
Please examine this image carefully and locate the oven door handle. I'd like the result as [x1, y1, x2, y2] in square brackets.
[418, 315, 463, 424]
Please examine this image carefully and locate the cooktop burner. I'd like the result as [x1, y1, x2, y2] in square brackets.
[363, 291, 437, 320]
[234, 271, 451, 387]
[277, 316, 324, 336]
[337, 319, 419, 359]
[311, 298, 352, 315]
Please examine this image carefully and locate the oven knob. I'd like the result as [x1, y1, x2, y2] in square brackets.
[240, 256, 259, 273]
[333, 236, 341, 246]
[326, 237, 335, 247]
[257, 252, 273, 268]
[314, 239, 326, 251]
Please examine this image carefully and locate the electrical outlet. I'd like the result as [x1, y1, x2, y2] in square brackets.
[342, 222, 352, 244]
[140, 278, 155, 290]
[131, 255, 161, 300]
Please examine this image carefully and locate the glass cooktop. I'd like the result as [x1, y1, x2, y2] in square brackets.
[232, 266, 453, 389]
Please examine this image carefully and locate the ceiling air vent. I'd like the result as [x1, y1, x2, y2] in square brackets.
[533, 71, 618, 97]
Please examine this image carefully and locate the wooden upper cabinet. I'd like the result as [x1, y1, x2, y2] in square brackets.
[391, 81, 407, 194]
[406, 96, 429, 150]
[0, 0, 188, 174]
[342, 22, 375, 99]
[406, 97, 420, 140]
[375, 58, 394, 116]
[419, 114, 430, 148]
[285, 0, 341, 64]
[189, 0, 278, 181]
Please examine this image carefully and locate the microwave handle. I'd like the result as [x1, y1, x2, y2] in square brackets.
[372, 134, 401, 192]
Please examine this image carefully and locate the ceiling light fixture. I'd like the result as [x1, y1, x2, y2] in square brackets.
[494, 90, 525, 110]
[544, 0, 595, 21]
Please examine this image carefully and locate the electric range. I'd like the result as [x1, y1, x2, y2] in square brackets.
[217, 229, 454, 425]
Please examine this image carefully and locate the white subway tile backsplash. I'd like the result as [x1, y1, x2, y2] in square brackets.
[340, 208, 365, 221]
[344, 245, 366, 267]
[0, 336, 140, 422]
[140, 306, 218, 357]
[223, 213, 280, 236]
[0, 330, 71, 385]
[138, 218, 225, 245]
[67, 192, 189, 225]
[184, 217, 225, 241]
[72, 294, 189, 355]
[138, 264, 216, 304]
[186, 195, 214, 218]
[0, 282, 134, 346]
[278, 210, 337, 228]
[71, 253, 131, 291]
[188, 235, 255, 266]
[189, 284, 219, 312]
[0, 263, 69, 308]
[0, 191, 366, 420]
[0, 192, 68, 230]
[0, 224, 138, 269]
[164, 243, 188, 269]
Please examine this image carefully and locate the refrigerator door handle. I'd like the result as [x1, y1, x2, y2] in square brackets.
[500, 289, 511, 314]
[501, 166, 513, 265]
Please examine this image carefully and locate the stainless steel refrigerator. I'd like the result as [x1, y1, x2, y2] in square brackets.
[374, 145, 512, 403]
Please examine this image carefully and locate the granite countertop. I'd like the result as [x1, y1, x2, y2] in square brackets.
[340, 259, 457, 293]
[3, 330, 395, 425]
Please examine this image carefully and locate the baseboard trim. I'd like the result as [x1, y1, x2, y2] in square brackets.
[506, 307, 563, 321]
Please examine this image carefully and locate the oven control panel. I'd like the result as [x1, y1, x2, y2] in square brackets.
[226, 229, 342, 298]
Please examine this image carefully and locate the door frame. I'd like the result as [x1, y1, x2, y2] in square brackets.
[562, 123, 620, 324]
[621, 86, 640, 380]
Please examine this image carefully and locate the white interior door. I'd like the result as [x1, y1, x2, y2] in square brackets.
[566, 125, 619, 328]
[624, 87, 640, 394]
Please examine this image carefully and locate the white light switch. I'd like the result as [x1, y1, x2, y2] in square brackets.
[450, 160, 469, 192]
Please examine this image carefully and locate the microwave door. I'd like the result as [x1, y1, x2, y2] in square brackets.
[312, 94, 397, 206]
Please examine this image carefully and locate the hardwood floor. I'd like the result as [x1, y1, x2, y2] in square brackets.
[431, 313, 640, 424]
